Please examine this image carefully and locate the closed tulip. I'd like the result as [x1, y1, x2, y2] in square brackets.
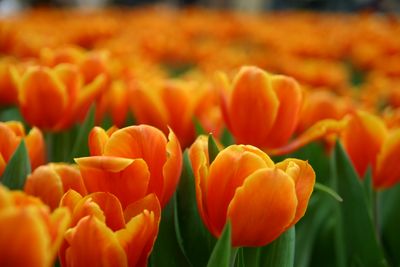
[189, 135, 315, 247]
[341, 110, 400, 188]
[219, 66, 303, 148]
[0, 185, 70, 267]
[24, 163, 87, 210]
[14, 64, 105, 131]
[75, 124, 182, 207]
[0, 121, 45, 177]
[59, 190, 160, 267]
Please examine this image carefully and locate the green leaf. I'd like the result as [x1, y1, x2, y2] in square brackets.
[234, 248, 245, 267]
[380, 184, 400, 266]
[332, 141, 388, 267]
[207, 222, 236, 267]
[259, 227, 295, 267]
[174, 150, 216, 267]
[1, 140, 31, 190]
[220, 128, 234, 147]
[295, 193, 335, 267]
[150, 195, 191, 267]
[208, 134, 220, 164]
[71, 105, 96, 159]
[314, 182, 343, 202]
[193, 117, 207, 136]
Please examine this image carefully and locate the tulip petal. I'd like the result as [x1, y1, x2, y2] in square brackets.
[228, 66, 279, 146]
[128, 84, 168, 132]
[161, 129, 182, 206]
[24, 127, 46, 170]
[24, 165, 64, 210]
[103, 125, 168, 200]
[77, 156, 150, 208]
[81, 192, 126, 231]
[276, 159, 315, 225]
[266, 76, 302, 147]
[374, 129, 400, 188]
[267, 118, 348, 156]
[188, 135, 213, 232]
[0, 122, 20, 162]
[88, 127, 110, 156]
[19, 67, 68, 129]
[227, 168, 297, 247]
[124, 193, 161, 223]
[341, 111, 387, 178]
[53, 164, 87, 196]
[0, 208, 51, 267]
[116, 210, 159, 267]
[206, 145, 275, 236]
[64, 216, 128, 267]
[60, 189, 83, 212]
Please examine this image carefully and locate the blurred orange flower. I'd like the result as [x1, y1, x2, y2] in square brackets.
[0, 185, 70, 267]
[24, 163, 87, 210]
[13, 64, 105, 131]
[219, 66, 303, 148]
[59, 190, 160, 267]
[76, 125, 182, 207]
[0, 121, 45, 177]
[341, 110, 400, 188]
[189, 135, 315, 247]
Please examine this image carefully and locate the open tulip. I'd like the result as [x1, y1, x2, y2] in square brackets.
[0, 121, 45, 177]
[0, 185, 70, 267]
[219, 66, 303, 148]
[341, 110, 400, 188]
[59, 190, 160, 267]
[189, 135, 315, 247]
[13, 64, 105, 131]
[24, 163, 87, 210]
[75, 124, 182, 207]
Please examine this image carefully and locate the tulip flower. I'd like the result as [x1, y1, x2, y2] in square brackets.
[219, 66, 303, 148]
[24, 163, 87, 210]
[189, 135, 315, 247]
[13, 64, 105, 131]
[0, 185, 70, 267]
[59, 190, 160, 267]
[129, 78, 221, 147]
[0, 121, 45, 177]
[341, 110, 400, 188]
[75, 124, 182, 207]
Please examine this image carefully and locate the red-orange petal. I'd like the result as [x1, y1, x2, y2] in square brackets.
[0, 208, 51, 267]
[228, 66, 279, 146]
[374, 129, 400, 188]
[76, 156, 150, 208]
[25, 127, 46, 170]
[227, 168, 297, 247]
[103, 125, 168, 201]
[276, 159, 315, 225]
[18, 67, 68, 129]
[88, 127, 110, 156]
[265, 76, 303, 148]
[206, 145, 275, 236]
[161, 128, 182, 206]
[64, 216, 128, 267]
[341, 111, 387, 178]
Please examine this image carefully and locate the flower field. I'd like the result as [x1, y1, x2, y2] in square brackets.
[0, 6, 400, 267]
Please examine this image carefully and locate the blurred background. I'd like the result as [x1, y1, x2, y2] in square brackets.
[1, 0, 400, 13]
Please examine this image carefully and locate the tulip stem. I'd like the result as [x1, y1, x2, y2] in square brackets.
[230, 247, 239, 267]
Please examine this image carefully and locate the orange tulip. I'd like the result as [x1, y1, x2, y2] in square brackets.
[59, 190, 160, 267]
[0, 185, 70, 267]
[13, 64, 105, 131]
[129, 78, 220, 147]
[0, 121, 45, 177]
[24, 163, 87, 210]
[341, 110, 400, 188]
[0, 57, 19, 105]
[75, 124, 182, 207]
[219, 66, 303, 148]
[189, 135, 315, 247]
